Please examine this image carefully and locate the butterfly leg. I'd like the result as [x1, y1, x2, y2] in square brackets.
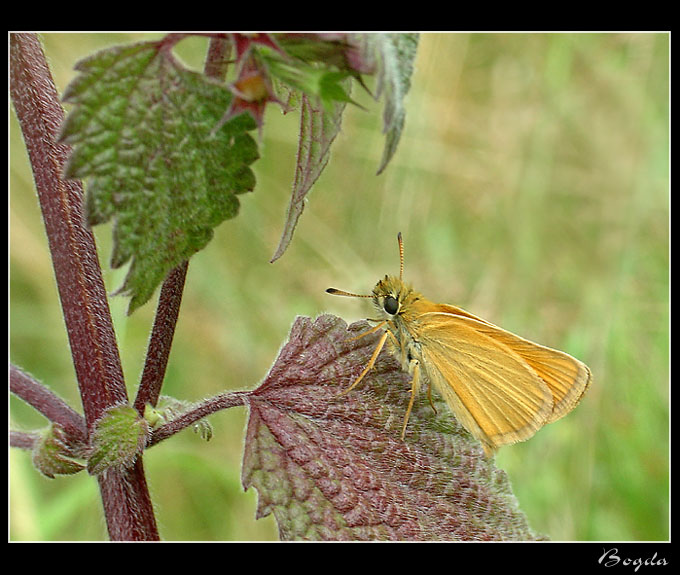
[400, 359, 421, 440]
[426, 381, 438, 415]
[346, 320, 388, 342]
[336, 330, 389, 398]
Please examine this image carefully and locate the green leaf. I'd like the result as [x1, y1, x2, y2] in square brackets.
[373, 33, 419, 174]
[264, 57, 357, 113]
[242, 315, 543, 541]
[270, 90, 349, 263]
[87, 404, 149, 476]
[266, 34, 419, 262]
[274, 35, 357, 70]
[60, 40, 259, 313]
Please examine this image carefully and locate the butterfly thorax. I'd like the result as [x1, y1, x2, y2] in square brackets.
[371, 275, 428, 371]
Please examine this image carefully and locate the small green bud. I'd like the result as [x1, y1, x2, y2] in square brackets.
[32, 425, 86, 479]
[87, 404, 149, 476]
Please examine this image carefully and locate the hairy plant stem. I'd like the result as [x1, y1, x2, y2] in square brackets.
[10, 431, 40, 450]
[10, 32, 237, 542]
[203, 34, 232, 80]
[10, 364, 87, 442]
[149, 391, 249, 447]
[133, 261, 189, 414]
[10, 33, 128, 429]
[10, 33, 158, 541]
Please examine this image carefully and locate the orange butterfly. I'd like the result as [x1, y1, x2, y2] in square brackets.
[327, 233, 591, 456]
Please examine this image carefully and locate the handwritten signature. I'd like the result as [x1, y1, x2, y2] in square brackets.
[599, 548, 668, 571]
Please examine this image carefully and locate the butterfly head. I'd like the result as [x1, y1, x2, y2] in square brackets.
[372, 275, 410, 318]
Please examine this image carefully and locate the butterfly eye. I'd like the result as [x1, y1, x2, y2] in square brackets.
[383, 296, 399, 315]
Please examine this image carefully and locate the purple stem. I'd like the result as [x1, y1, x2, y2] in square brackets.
[148, 391, 249, 447]
[203, 34, 232, 80]
[10, 364, 87, 442]
[10, 33, 158, 541]
[133, 261, 189, 414]
[10, 33, 127, 428]
[10, 431, 40, 450]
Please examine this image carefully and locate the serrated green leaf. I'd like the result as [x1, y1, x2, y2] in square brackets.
[373, 33, 419, 174]
[60, 40, 259, 313]
[270, 90, 349, 263]
[87, 404, 149, 476]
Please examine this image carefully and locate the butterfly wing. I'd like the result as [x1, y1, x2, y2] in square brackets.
[462, 317, 591, 424]
[408, 303, 589, 454]
[429, 303, 591, 423]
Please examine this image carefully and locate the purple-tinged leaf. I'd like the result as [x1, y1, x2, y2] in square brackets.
[242, 314, 542, 541]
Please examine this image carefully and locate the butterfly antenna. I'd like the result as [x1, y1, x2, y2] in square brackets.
[326, 288, 373, 298]
[397, 232, 404, 281]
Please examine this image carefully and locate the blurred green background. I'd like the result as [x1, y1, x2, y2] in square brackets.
[10, 33, 668, 541]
